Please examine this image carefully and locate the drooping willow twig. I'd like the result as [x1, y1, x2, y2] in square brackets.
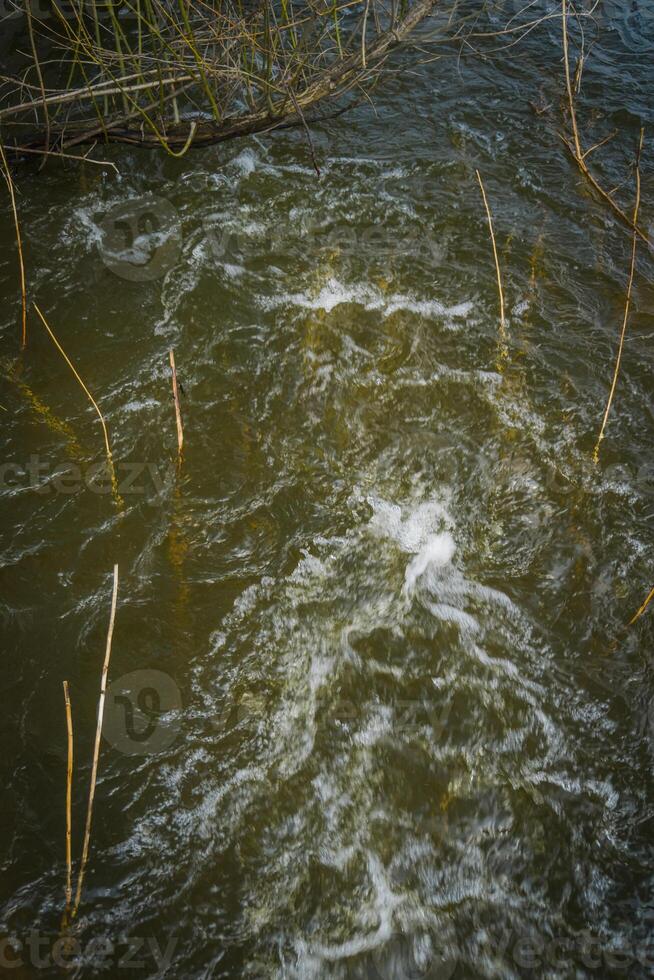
[476, 168, 508, 359]
[593, 128, 644, 463]
[0, 142, 27, 347]
[72, 564, 119, 918]
[62, 680, 74, 928]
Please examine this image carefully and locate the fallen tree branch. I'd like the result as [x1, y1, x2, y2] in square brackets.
[3, 0, 438, 155]
[560, 0, 653, 249]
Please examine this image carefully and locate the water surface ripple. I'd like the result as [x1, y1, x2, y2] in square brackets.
[1, 10, 654, 979]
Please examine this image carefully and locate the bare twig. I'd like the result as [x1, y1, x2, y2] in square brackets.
[72, 564, 119, 919]
[593, 128, 644, 462]
[561, 0, 581, 159]
[560, 2, 652, 249]
[3, 143, 119, 173]
[287, 84, 321, 177]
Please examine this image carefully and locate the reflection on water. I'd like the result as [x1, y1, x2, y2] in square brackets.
[1, 8, 654, 979]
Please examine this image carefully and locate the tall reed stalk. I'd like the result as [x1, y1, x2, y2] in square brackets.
[476, 169, 508, 359]
[72, 564, 119, 918]
[62, 680, 74, 927]
[169, 349, 184, 463]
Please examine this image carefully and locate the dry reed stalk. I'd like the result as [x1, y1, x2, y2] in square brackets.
[593, 128, 644, 462]
[72, 564, 119, 919]
[62, 680, 74, 927]
[629, 585, 654, 626]
[32, 303, 118, 494]
[169, 349, 184, 461]
[25, 2, 50, 165]
[0, 143, 27, 348]
[476, 169, 508, 357]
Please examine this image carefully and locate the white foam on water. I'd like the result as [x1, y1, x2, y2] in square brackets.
[299, 852, 404, 964]
[261, 276, 473, 323]
[404, 532, 456, 593]
[231, 147, 259, 176]
[366, 496, 456, 594]
[219, 261, 245, 279]
[367, 498, 451, 553]
[427, 601, 481, 636]
[64, 203, 105, 249]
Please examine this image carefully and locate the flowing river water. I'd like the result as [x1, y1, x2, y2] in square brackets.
[2, 6, 654, 978]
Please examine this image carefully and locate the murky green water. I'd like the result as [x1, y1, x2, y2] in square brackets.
[2, 6, 654, 977]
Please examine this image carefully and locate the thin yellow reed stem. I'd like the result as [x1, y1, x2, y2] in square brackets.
[25, 2, 51, 164]
[0, 143, 27, 348]
[593, 128, 644, 462]
[62, 680, 74, 927]
[32, 303, 115, 474]
[476, 169, 508, 357]
[72, 564, 119, 918]
[629, 585, 654, 626]
[169, 349, 184, 462]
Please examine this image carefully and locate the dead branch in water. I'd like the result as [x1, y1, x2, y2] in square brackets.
[476, 169, 508, 358]
[0, 0, 438, 156]
[169, 349, 184, 463]
[593, 128, 644, 463]
[560, 0, 652, 249]
[62, 680, 73, 928]
[0, 143, 27, 347]
[72, 564, 119, 919]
